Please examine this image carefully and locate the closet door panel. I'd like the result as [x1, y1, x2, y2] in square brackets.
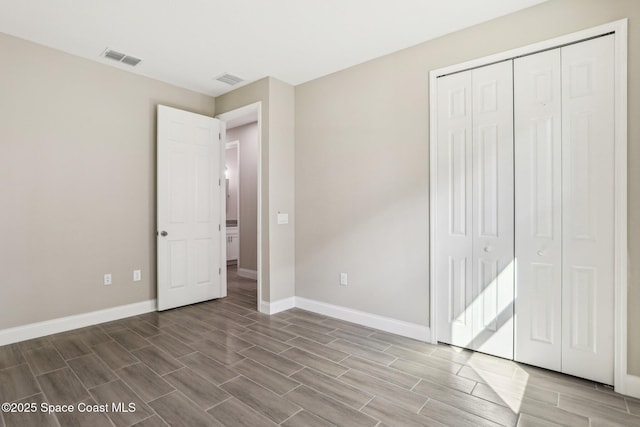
[436, 71, 474, 349]
[471, 61, 514, 359]
[514, 49, 562, 371]
[561, 35, 615, 385]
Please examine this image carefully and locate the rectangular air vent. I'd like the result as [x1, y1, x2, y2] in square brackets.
[215, 73, 244, 85]
[102, 48, 142, 67]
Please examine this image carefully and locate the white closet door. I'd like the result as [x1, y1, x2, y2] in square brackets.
[436, 62, 514, 359]
[471, 61, 514, 359]
[561, 35, 615, 385]
[514, 49, 563, 370]
[436, 70, 474, 349]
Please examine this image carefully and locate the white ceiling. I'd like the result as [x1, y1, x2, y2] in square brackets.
[0, 0, 547, 97]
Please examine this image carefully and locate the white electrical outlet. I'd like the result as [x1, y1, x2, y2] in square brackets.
[340, 272, 348, 286]
[104, 274, 112, 286]
[133, 270, 141, 282]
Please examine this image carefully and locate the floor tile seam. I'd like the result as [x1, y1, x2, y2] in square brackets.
[92, 375, 153, 411]
[277, 408, 304, 425]
[343, 357, 422, 390]
[558, 393, 639, 416]
[24, 344, 68, 376]
[282, 347, 349, 372]
[5, 391, 45, 404]
[222, 374, 302, 412]
[203, 394, 233, 413]
[230, 358, 302, 388]
[287, 366, 306, 379]
[0, 357, 26, 372]
[14, 359, 46, 402]
[126, 415, 155, 427]
[236, 349, 302, 378]
[283, 380, 380, 423]
[358, 394, 377, 411]
[423, 393, 517, 427]
[543, 388, 629, 412]
[139, 386, 178, 407]
[386, 349, 465, 376]
[59, 360, 95, 404]
[414, 376, 516, 408]
[328, 333, 392, 353]
[216, 373, 241, 388]
[339, 366, 425, 400]
[115, 364, 178, 402]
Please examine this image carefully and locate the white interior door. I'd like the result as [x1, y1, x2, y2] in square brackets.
[514, 48, 563, 371]
[157, 105, 226, 311]
[436, 70, 474, 350]
[561, 35, 615, 385]
[436, 61, 514, 359]
[471, 61, 514, 359]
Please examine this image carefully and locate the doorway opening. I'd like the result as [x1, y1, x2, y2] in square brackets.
[217, 102, 262, 312]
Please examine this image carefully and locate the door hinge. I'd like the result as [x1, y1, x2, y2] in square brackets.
[219, 267, 221, 275]
[218, 178, 221, 186]
[218, 224, 221, 231]
[219, 132, 221, 140]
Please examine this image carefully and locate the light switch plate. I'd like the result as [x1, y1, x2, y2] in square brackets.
[277, 213, 289, 225]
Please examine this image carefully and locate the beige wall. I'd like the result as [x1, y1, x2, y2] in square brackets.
[295, 0, 640, 374]
[0, 33, 215, 329]
[227, 123, 259, 272]
[216, 77, 296, 304]
[268, 78, 296, 302]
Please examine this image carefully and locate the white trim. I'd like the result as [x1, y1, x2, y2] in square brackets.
[237, 268, 258, 280]
[612, 20, 629, 397]
[0, 300, 156, 346]
[260, 297, 296, 315]
[429, 19, 628, 392]
[217, 102, 263, 312]
[295, 297, 431, 342]
[624, 374, 640, 399]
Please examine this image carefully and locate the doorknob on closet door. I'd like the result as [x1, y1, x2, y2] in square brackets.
[484, 246, 493, 253]
[537, 250, 546, 256]
[160, 231, 168, 237]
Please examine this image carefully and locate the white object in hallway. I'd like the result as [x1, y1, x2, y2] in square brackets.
[157, 105, 226, 311]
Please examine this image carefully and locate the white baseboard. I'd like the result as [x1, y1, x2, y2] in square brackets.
[0, 299, 156, 346]
[624, 374, 640, 399]
[259, 297, 296, 315]
[237, 268, 258, 280]
[295, 297, 431, 342]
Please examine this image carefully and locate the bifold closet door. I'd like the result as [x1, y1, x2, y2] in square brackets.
[435, 70, 474, 350]
[514, 35, 615, 384]
[471, 62, 514, 360]
[561, 35, 615, 385]
[436, 61, 514, 359]
[514, 48, 563, 371]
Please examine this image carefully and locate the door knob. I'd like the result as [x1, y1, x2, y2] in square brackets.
[537, 250, 546, 256]
[160, 231, 168, 237]
[484, 246, 493, 253]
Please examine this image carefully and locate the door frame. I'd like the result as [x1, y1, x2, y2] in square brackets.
[225, 140, 241, 267]
[216, 102, 263, 311]
[428, 19, 629, 394]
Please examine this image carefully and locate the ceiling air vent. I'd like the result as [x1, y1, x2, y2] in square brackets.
[102, 48, 142, 67]
[215, 73, 244, 85]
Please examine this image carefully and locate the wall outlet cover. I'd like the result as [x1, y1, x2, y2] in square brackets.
[340, 273, 348, 286]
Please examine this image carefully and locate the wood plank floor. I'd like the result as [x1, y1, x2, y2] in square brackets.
[0, 267, 638, 426]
